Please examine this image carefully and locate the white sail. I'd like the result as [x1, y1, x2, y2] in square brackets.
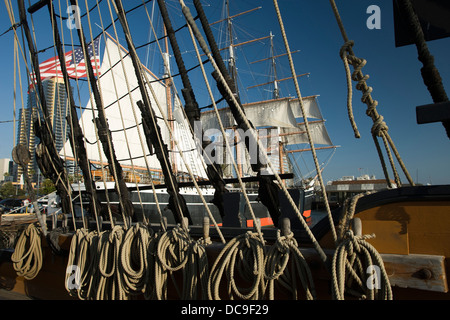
[240, 98, 298, 128]
[289, 95, 323, 119]
[200, 96, 324, 131]
[171, 96, 208, 178]
[281, 121, 333, 146]
[60, 35, 207, 179]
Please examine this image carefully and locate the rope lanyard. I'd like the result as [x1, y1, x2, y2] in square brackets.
[329, 0, 415, 188]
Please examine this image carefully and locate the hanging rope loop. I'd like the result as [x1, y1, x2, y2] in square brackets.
[331, 229, 392, 300]
[11, 223, 43, 280]
[155, 224, 209, 299]
[208, 231, 266, 300]
[332, 193, 393, 300]
[264, 228, 316, 300]
[119, 223, 153, 296]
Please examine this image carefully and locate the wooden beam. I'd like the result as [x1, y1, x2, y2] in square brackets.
[249, 50, 301, 64]
[416, 101, 450, 124]
[247, 73, 310, 90]
[381, 253, 448, 293]
[209, 7, 262, 26]
[286, 145, 338, 154]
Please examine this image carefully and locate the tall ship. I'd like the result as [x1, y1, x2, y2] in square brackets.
[0, 0, 449, 303]
[53, 0, 337, 229]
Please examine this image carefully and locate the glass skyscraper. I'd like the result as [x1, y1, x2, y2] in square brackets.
[15, 77, 69, 184]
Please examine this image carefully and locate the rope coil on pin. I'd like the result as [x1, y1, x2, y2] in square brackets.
[155, 219, 209, 300]
[208, 229, 266, 300]
[96, 225, 127, 300]
[264, 218, 316, 300]
[332, 194, 393, 300]
[331, 229, 392, 300]
[119, 223, 154, 296]
[11, 223, 43, 280]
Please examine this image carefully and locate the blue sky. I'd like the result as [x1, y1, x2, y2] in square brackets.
[0, 0, 449, 185]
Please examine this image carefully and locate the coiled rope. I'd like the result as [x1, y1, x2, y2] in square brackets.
[11, 223, 43, 280]
[65, 228, 100, 299]
[119, 223, 153, 296]
[155, 223, 209, 300]
[96, 225, 127, 300]
[331, 193, 393, 300]
[331, 230, 392, 300]
[265, 228, 316, 300]
[208, 231, 265, 300]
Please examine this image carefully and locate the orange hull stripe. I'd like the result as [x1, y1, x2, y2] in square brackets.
[246, 217, 274, 228]
[303, 210, 312, 218]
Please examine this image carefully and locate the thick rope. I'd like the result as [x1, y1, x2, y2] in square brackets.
[336, 192, 372, 242]
[265, 229, 316, 300]
[155, 224, 209, 300]
[119, 223, 153, 296]
[332, 193, 393, 300]
[208, 231, 266, 300]
[272, 0, 337, 246]
[96, 225, 127, 300]
[11, 224, 43, 280]
[331, 230, 392, 300]
[330, 0, 415, 187]
[395, 0, 450, 139]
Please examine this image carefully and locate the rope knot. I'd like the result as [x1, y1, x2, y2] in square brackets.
[339, 40, 355, 59]
[275, 229, 294, 253]
[371, 114, 388, 137]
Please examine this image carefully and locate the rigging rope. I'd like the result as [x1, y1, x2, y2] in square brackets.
[208, 231, 265, 300]
[272, 0, 337, 247]
[155, 223, 209, 300]
[265, 227, 316, 300]
[11, 224, 43, 280]
[329, 0, 415, 188]
[331, 193, 393, 300]
[179, 0, 329, 267]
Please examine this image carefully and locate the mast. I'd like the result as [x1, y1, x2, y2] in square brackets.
[270, 32, 279, 99]
[163, 25, 176, 175]
[188, 0, 283, 227]
[67, 0, 135, 223]
[226, 0, 239, 99]
[113, 0, 192, 225]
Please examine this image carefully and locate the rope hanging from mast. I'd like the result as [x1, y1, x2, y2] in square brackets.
[329, 0, 415, 188]
[395, 0, 450, 139]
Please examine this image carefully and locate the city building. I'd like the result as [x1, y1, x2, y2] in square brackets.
[0, 158, 10, 182]
[14, 77, 69, 185]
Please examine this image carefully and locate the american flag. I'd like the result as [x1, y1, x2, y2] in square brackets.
[30, 37, 101, 82]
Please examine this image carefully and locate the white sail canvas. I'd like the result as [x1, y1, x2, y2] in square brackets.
[60, 35, 208, 179]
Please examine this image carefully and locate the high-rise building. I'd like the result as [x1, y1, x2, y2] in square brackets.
[0, 158, 10, 182]
[14, 77, 69, 184]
